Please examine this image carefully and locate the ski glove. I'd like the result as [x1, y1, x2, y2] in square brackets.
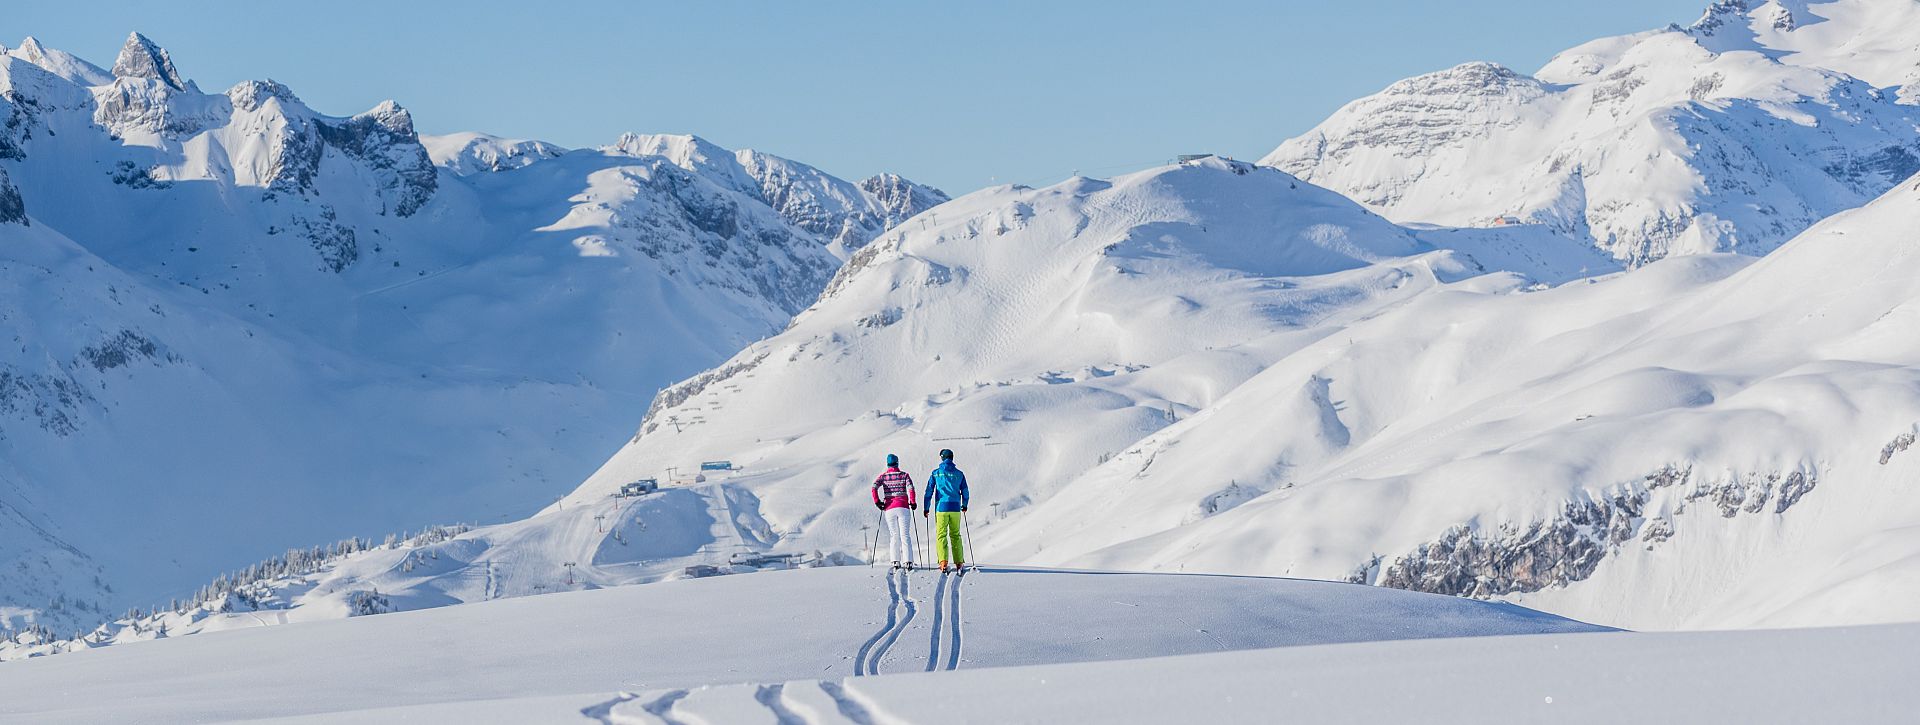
[875, 501, 886, 510]
[909, 503, 917, 510]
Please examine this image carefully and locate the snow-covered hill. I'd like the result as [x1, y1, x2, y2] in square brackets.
[0, 563, 1910, 724]
[0, 565, 1613, 721]
[0, 32, 944, 636]
[1264, 0, 1920, 265]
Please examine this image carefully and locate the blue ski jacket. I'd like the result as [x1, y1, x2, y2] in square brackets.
[924, 461, 969, 512]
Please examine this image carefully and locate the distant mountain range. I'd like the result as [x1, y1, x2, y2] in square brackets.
[10, 0, 1920, 651]
[1265, 0, 1920, 264]
[0, 32, 942, 634]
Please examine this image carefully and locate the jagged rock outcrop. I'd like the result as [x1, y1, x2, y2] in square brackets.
[1883, 430, 1917, 465]
[223, 82, 436, 220]
[92, 34, 221, 138]
[1366, 464, 1820, 597]
[109, 32, 188, 91]
[314, 101, 437, 217]
[609, 133, 945, 254]
[636, 352, 769, 438]
[860, 172, 949, 229]
[0, 167, 25, 225]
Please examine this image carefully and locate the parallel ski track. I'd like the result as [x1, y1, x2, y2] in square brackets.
[853, 569, 916, 676]
[918, 569, 969, 671]
[923, 570, 949, 671]
[946, 569, 966, 670]
[868, 570, 917, 674]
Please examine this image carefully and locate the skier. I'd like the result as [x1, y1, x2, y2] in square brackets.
[871, 453, 917, 569]
[922, 448, 970, 572]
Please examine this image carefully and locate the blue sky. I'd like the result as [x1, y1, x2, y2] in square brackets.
[3, 1, 1705, 195]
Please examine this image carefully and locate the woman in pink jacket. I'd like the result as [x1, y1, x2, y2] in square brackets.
[871, 453, 917, 569]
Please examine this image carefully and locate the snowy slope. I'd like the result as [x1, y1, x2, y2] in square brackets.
[501, 161, 1920, 635]
[555, 159, 1613, 586]
[990, 173, 1920, 631]
[1264, 0, 1920, 264]
[1686, 0, 1920, 102]
[81, 57, 1920, 643]
[0, 564, 1910, 724]
[0, 565, 1608, 722]
[0, 157, 1621, 650]
[0, 33, 945, 635]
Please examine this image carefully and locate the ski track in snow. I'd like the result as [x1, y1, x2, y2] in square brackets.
[817, 680, 876, 725]
[867, 570, 916, 675]
[947, 570, 965, 670]
[642, 689, 691, 725]
[753, 683, 806, 725]
[578, 692, 639, 724]
[923, 571, 947, 672]
[920, 570, 968, 672]
[852, 569, 903, 676]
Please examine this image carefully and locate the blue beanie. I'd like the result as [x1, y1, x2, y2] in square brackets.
[886, 453, 899, 467]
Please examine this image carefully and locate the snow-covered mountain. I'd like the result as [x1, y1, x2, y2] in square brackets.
[421, 131, 566, 176]
[178, 157, 1920, 641]
[1687, 0, 1920, 101]
[14, 0, 1920, 666]
[605, 132, 950, 258]
[0, 32, 944, 636]
[991, 174, 1920, 630]
[591, 155, 1920, 633]
[1264, 0, 1920, 265]
[33, 156, 1623, 650]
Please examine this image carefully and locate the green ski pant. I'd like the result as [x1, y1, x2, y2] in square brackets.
[933, 511, 965, 564]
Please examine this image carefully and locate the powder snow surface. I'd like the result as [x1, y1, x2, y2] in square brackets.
[0, 566, 1604, 723]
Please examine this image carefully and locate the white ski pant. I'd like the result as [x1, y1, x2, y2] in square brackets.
[884, 507, 916, 563]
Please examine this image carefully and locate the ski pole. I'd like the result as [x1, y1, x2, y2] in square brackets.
[962, 510, 977, 571]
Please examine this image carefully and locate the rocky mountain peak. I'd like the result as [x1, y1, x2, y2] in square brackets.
[859, 173, 948, 222]
[111, 32, 187, 91]
[15, 36, 47, 63]
[226, 79, 303, 113]
[1385, 61, 1544, 98]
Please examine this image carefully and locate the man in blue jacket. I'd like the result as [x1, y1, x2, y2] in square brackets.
[922, 448, 970, 572]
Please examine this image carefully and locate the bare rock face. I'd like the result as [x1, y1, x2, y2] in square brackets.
[0, 167, 25, 225]
[92, 35, 218, 139]
[1883, 430, 1917, 465]
[314, 101, 437, 218]
[859, 173, 949, 231]
[225, 83, 437, 225]
[110, 32, 187, 91]
[1367, 464, 1820, 598]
